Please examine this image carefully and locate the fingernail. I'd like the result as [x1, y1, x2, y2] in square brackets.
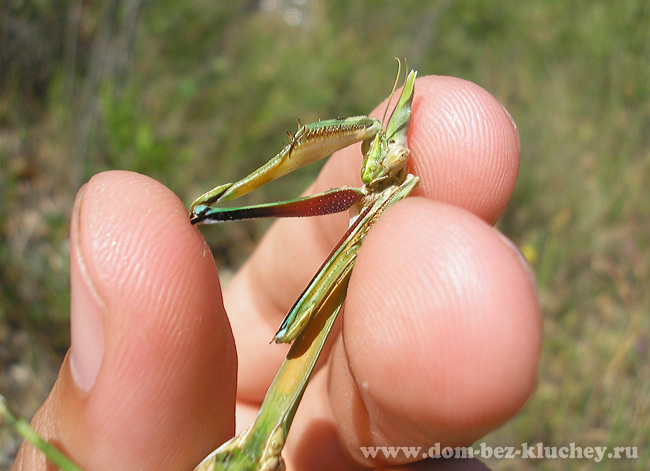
[500, 102, 520, 150]
[69, 186, 105, 392]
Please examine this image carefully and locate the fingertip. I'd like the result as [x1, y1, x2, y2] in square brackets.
[320, 75, 521, 225]
[331, 198, 540, 462]
[408, 76, 520, 224]
[21, 171, 237, 471]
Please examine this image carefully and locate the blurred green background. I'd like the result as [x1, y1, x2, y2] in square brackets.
[1, 0, 648, 469]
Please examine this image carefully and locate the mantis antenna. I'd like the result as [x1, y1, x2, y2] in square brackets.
[381, 58, 403, 126]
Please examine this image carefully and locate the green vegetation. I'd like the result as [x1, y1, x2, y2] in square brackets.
[1, 0, 648, 469]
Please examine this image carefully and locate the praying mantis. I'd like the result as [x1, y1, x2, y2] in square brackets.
[1, 63, 419, 471]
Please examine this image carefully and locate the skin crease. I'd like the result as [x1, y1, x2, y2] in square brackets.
[14, 75, 541, 471]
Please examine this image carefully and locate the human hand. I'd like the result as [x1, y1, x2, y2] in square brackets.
[14, 76, 540, 471]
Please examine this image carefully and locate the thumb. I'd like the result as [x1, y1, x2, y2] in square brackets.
[14, 171, 236, 471]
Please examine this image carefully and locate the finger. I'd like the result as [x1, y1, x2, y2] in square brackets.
[284, 199, 540, 469]
[224, 75, 521, 402]
[14, 171, 237, 471]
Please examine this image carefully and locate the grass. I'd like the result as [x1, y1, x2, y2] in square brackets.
[1, 0, 648, 469]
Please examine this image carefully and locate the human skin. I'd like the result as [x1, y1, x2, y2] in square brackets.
[14, 75, 541, 471]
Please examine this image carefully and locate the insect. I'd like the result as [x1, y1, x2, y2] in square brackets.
[1, 63, 418, 471]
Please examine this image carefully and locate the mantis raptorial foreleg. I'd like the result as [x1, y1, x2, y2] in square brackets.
[190, 116, 381, 220]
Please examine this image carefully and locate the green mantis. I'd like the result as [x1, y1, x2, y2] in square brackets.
[190, 65, 418, 471]
[1, 64, 418, 471]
